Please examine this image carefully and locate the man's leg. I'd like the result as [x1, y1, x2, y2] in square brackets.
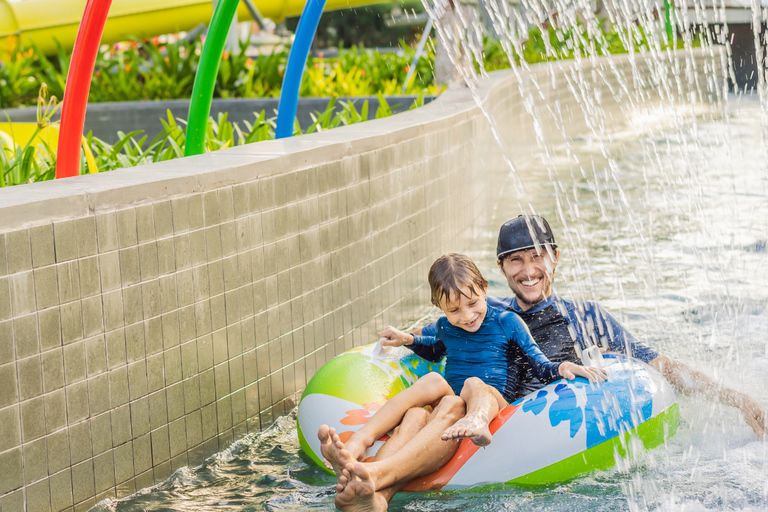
[335, 395, 466, 511]
[320, 372, 454, 474]
[441, 377, 507, 446]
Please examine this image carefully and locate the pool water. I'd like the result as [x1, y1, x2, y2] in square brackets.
[92, 96, 768, 511]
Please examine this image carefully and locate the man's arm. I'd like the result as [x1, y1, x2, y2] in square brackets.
[649, 354, 766, 437]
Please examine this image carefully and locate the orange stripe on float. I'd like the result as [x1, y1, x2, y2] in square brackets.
[402, 403, 521, 491]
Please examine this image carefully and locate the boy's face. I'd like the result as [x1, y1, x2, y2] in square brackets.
[438, 285, 488, 333]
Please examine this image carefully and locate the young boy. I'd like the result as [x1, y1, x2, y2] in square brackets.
[319, 253, 604, 477]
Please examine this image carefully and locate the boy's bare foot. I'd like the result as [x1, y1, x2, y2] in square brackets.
[440, 413, 492, 447]
[335, 463, 387, 512]
[318, 425, 356, 476]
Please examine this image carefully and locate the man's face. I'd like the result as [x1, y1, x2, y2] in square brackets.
[498, 247, 559, 311]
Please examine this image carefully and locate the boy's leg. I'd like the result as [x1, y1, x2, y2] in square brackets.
[320, 372, 454, 475]
[336, 395, 466, 512]
[441, 377, 507, 447]
[333, 407, 430, 512]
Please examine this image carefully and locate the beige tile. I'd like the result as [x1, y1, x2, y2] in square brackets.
[127, 361, 148, 400]
[208, 260, 224, 297]
[14, 313, 39, 359]
[214, 363, 230, 399]
[88, 374, 110, 416]
[189, 230, 207, 267]
[194, 300, 211, 337]
[38, 308, 62, 352]
[110, 405, 131, 446]
[220, 221, 236, 257]
[119, 247, 140, 287]
[63, 340, 86, 384]
[176, 270, 193, 307]
[69, 420, 92, 464]
[102, 291, 124, 331]
[0, 279, 10, 324]
[17, 355, 43, 400]
[10, 270, 36, 316]
[156, 238, 176, 277]
[200, 403, 217, 441]
[151, 425, 171, 466]
[78, 257, 100, 298]
[138, 242, 159, 281]
[93, 451, 116, 494]
[122, 285, 143, 326]
[141, 280, 161, 320]
[132, 434, 152, 473]
[157, 275, 178, 313]
[199, 369, 215, 407]
[184, 410, 202, 448]
[108, 367, 129, 408]
[130, 397, 150, 438]
[0, 404, 20, 452]
[7, 228, 32, 274]
[25, 477, 51, 512]
[166, 383, 185, 422]
[153, 201, 174, 239]
[209, 294, 226, 332]
[170, 197, 189, 233]
[53, 220, 77, 263]
[57, 261, 81, 303]
[44, 389, 66, 433]
[50, 468, 74, 512]
[191, 265, 209, 301]
[116, 208, 138, 249]
[0, 362, 18, 408]
[66, 381, 89, 424]
[163, 347, 181, 385]
[46, 429, 70, 474]
[20, 396, 45, 441]
[135, 204, 155, 244]
[90, 413, 112, 455]
[202, 191, 220, 226]
[0, 234, 6, 277]
[113, 442, 134, 484]
[60, 301, 84, 345]
[74, 217, 98, 259]
[71, 459, 95, 504]
[183, 376, 200, 413]
[98, 252, 121, 293]
[95, 212, 118, 254]
[161, 311, 180, 349]
[173, 234, 190, 271]
[233, 183, 248, 219]
[81, 297, 104, 340]
[146, 353, 164, 394]
[104, 330, 126, 370]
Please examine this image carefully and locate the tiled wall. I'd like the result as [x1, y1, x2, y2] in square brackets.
[0, 49, 720, 512]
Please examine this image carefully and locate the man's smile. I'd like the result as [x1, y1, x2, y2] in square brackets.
[521, 278, 541, 287]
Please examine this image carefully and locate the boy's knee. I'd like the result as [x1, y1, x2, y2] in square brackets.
[394, 407, 429, 436]
[434, 395, 465, 422]
[420, 372, 453, 396]
[461, 377, 485, 396]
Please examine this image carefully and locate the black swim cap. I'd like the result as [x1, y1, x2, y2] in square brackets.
[496, 215, 557, 260]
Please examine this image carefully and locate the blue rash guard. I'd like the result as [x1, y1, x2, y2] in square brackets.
[419, 293, 659, 400]
[411, 305, 561, 402]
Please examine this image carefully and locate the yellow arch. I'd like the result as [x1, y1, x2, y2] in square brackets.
[0, 0, 379, 55]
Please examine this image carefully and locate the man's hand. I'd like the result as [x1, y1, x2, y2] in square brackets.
[650, 354, 766, 437]
[377, 326, 414, 347]
[558, 362, 607, 383]
[735, 392, 766, 438]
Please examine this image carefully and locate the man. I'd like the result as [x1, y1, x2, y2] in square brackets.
[324, 214, 767, 511]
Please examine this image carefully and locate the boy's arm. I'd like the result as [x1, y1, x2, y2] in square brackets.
[377, 325, 446, 362]
[499, 312, 561, 382]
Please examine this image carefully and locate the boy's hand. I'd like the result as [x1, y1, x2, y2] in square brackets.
[558, 362, 607, 383]
[377, 326, 414, 346]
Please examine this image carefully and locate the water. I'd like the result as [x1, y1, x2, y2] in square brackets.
[91, 94, 768, 511]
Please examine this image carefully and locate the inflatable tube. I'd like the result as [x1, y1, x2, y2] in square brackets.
[297, 344, 678, 489]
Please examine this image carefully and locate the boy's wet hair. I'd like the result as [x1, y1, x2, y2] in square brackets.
[428, 253, 488, 307]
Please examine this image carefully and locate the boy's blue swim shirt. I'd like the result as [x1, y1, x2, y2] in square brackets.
[411, 305, 560, 402]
